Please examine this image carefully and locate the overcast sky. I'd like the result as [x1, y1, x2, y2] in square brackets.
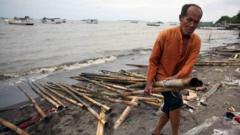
[0, 0, 239, 22]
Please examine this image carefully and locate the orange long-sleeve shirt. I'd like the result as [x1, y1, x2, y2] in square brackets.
[147, 26, 201, 82]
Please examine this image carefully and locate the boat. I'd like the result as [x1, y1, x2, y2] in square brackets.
[146, 22, 161, 26]
[8, 16, 34, 25]
[41, 17, 64, 24]
[86, 19, 98, 24]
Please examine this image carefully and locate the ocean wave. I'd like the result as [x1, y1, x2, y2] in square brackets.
[0, 47, 151, 80]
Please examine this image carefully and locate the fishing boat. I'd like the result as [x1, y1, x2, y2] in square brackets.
[86, 19, 98, 24]
[41, 17, 63, 24]
[146, 22, 161, 26]
[8, 16, 34, 25]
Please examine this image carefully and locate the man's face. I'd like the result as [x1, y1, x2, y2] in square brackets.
[180, 6, 202, 36]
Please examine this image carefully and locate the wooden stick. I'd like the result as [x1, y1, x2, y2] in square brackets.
[78, 76, 124, 94]
[96, 108, 106, 135]
[196, 61, 240, 66]
[36, 83, 66, 109]
[29, 82, 62, 110]
[61, 83, 111, 112]
[200, 83, 222, 105]
[17, 86, 47, 118]
[119, 69, 146, 79]
[43, 84, 84, 108]
[0, 118, 30, 135]
[54, 83, 106, 124]
[114, 97, 138, 129]
[125, 64, 148, 68]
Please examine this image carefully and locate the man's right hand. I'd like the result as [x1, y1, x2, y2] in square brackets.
[144, 82, 153, 95]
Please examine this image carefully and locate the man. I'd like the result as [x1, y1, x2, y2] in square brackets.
[144, 4, 203, 135]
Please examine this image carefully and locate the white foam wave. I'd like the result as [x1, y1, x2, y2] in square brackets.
[62, 56, 117, 70]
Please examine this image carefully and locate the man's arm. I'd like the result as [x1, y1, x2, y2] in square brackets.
[175, 38, 201, 78]
[145, 33, 164, 94]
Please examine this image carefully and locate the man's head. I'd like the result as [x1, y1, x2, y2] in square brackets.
[179, 4, 203, 36]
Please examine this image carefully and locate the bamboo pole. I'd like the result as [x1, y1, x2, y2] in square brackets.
[114, 97, 138, 129]
[196, 61, 240, 66]
[17, 86, 47, 118]
[29, 82, 62, 110]
[54, 83, 106, 124]
[123, 87, 178, 96]
[0, 118, 30, 135]
[34, 83, 66, 109]
[96, 108, 106, 135]
[43, 84, 84, 108]
[143, 101, 161, 107]
[77, 76, 124, 94]
[183, 100, 197, 110]
[119, 69, 146, 79]
[200, 83, 222, 105]
[60, 83, 111, 112]
[154, 78, 203, 88]
[125, 64, 148, 68]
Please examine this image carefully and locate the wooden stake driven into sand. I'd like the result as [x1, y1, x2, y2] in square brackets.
[96, 108, 106, 135]
[17, 86, 47, 118]
[114, 97, 139, 129]
[0, 118, 30, 135]
[42, 84, 84, 108]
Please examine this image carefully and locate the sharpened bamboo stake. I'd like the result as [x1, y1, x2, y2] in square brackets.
[114, 97, 138, 129]
[61, 83, 111, 112]
[29, 82, 62, 110]
[0, 118, 30, 135]
[96, 108, 106, 135]
[54, 83, 106, 124]
[17, 86, 47, 118]
[43, 85, 84, 108]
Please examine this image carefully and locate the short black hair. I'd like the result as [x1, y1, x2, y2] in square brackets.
[180, 4, 202, 17]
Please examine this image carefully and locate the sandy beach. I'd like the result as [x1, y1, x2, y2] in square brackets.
[0, 42, 240, 135]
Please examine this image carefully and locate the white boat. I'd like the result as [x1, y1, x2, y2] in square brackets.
[8, 16, 34, 25]
[41, 17, 63, 24]
[146, 22, 161, 26]
[86, 19, 98, 24]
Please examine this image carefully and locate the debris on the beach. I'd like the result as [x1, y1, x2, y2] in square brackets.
[200, 83, 222, 105]
[17, 86, 47, 119]
[114, 97, 138, 129]
[184, 116, 219, 135]
[0, 117, 30, 135]
[183, 89, 197, 101]
[1, 66, 237, 134]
